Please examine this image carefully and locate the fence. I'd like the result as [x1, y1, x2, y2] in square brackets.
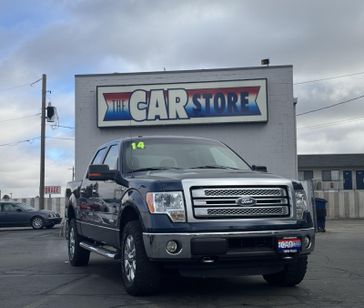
[14, 197, 65, 218]
[315, 190, 364, 219]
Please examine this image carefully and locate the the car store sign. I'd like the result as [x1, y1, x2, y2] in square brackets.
[97, 79, 268, 127]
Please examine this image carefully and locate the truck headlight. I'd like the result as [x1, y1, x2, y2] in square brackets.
[146, 191, 186, 222]
[295, 190, 308, 220]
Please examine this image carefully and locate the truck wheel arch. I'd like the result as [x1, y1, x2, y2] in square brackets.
[67, 203, 76, 220]
[119, 205, 144, 244]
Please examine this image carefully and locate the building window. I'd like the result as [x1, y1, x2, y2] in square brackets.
[356, 170, 364, 190]
[322, 170, 340, 181]
[343, 170, 353, 190]
[298, 170, 314, 181]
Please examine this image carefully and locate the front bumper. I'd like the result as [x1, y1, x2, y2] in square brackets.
[44, 217, 62, 226]
[143, 228, 315, 260]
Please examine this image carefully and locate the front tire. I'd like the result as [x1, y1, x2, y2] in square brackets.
[263, 255, 308, 286]
[121, 221, 161, 296]
[68, 219, 90, 266]
[31, 216, 44, 230]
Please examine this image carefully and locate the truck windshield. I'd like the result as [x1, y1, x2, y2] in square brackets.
[122, 138, 251, 173]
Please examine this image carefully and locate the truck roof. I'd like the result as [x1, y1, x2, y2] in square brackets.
[104, 135, 221, 146]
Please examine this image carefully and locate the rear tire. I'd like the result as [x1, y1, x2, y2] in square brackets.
[263, 255, 308, 286]
[68, 219, 90, 266]
[121, 221, 161, 296]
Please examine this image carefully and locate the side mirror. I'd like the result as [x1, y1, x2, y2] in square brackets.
[16, 208, 22, 212]
[252, 165, 268, 172]
[87, 164, 117, 181]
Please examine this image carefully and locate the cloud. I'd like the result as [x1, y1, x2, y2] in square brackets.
[0, 138, 74, 197]
[1, 0, 364, 197]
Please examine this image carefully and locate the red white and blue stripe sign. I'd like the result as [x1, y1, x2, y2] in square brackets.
[97, 79, 267, 127]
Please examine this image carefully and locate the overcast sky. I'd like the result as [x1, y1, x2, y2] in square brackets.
[1, 0, 364, 198]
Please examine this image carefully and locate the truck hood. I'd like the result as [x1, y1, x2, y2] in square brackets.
[127, 169, 291, 192]
[131, 169, 284, 181]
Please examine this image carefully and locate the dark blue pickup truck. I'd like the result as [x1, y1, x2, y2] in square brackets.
[65, 136, 315, 295]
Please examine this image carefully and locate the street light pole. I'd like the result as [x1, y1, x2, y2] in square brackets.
[39, 74, 47, 210]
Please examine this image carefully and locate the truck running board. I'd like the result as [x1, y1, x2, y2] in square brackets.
[80, 241, 120, 260]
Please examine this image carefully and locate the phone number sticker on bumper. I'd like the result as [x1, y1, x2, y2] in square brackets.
[277, 237, 302, 253]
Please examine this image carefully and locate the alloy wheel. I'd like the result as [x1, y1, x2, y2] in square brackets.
[32, 217, 43, 229]
[69, 226, 75, 259]
[123, 234, 136, 283]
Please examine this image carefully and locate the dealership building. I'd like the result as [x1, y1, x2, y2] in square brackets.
[74, 65, 296, 180]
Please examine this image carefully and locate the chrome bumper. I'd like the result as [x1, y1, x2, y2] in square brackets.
[143, 228, 315, 260]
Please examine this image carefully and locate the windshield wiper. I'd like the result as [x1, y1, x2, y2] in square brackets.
[131, 167, 182, 172]
[190, 165, 240, 170]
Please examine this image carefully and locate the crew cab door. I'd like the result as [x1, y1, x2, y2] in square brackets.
[79, 144, 122, 245]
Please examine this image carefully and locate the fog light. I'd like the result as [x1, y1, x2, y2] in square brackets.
[166, 240, 178, 254]
[303, 236, 311, 249]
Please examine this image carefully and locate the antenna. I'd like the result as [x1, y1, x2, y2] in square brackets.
[129, 103, 134, 178]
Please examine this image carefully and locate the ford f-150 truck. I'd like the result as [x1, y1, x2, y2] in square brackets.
[65, 136, 315, 295]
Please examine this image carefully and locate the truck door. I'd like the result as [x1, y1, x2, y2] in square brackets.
[79, 144, 122, 246]
[79, 147, 108, 237]
[92, 144, 122, 245]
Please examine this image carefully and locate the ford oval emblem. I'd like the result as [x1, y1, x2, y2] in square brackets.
[236, 197, 256, 207]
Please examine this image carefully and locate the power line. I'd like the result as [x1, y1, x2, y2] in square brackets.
[298, 115, 364, 130]
[0, 83, 33, 92]
[0, 135, 74, 147]
[294, 71, 364, 85]
[56, 125, 74, 129]
[296, 94, 364, 117]
[0, 77, 42, 92]
[0, 113, 40, 123]
[48, 123, 75, 129]
[0, 137, 40, 147]
[46, 136, 74, 140]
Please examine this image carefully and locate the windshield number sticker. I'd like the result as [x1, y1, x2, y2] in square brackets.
[132, 141, 145, 150]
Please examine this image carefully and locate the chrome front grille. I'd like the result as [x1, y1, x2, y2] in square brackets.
[203, 188, 284, 197]
[191, 187, 290, 219]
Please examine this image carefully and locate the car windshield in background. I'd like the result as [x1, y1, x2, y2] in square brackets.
[123, 138, 251, 173]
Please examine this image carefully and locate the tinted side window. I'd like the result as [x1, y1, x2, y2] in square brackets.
[91, 147, 107, 165]
[2, 203, 16, 212]
[103, 145, 119, 170]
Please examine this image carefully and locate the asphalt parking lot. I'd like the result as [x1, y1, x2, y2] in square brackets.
[1, 220, 364, 308]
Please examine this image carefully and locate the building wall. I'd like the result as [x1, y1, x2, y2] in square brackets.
[299, 167, 364, 191]
[75, 66, 296, 180]
[300, 165, 364, 219]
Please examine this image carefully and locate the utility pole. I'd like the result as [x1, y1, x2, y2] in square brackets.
[39, 74, 47, 210]
[68, 166, 75, 181]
